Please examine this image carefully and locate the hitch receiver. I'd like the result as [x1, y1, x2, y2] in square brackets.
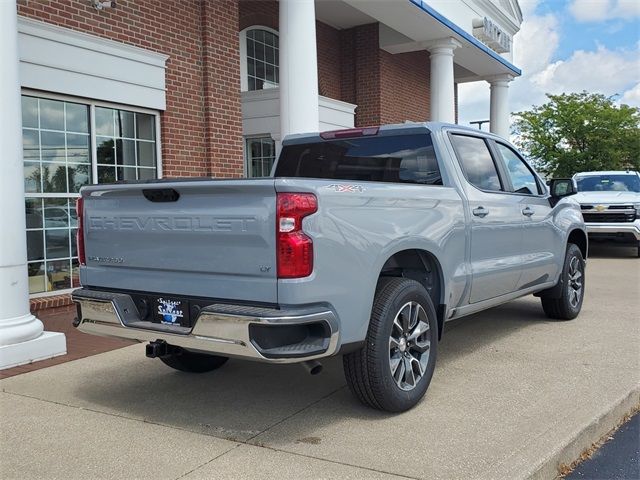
[146, 340, 180, 358]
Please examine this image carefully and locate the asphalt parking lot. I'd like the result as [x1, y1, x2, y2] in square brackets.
[1, 244, 638, 480]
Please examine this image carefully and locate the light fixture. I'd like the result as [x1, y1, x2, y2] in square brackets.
[90, 0, 116, 11]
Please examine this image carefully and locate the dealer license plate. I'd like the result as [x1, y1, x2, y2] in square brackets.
[154, 296, 190, 327]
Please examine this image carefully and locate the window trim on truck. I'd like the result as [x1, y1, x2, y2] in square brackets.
[447, 132, 507, 194]
[489, 140, 547, 198]
[446, 131, 548, 199]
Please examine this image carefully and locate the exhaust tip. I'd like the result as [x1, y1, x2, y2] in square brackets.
[302, 360, 323, 375]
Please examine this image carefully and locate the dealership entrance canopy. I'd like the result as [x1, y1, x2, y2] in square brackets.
[314, 0, 521, 136]
[0, 0, 522, 369]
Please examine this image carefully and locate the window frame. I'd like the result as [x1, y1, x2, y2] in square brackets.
[489, 140, 546, 197]
[239, 26, 280, 92]
[22, 89, 163, 298]
[244, 134, 277, 178]
[447, 132, 507, 194]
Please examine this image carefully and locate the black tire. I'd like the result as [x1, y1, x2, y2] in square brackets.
[541, 243, 585, 320]
[159, 348, 228, 373]
[343, 277, 438, 412]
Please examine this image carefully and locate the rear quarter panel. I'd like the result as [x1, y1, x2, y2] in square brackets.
[275, 178, 467, 345]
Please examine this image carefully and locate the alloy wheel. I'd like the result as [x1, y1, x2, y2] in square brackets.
[567, 256, 583, 308]
[388, 301, 432, 391]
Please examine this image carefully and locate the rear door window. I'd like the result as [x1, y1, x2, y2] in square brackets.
[275, 134, 442, 185]
[450, 134, 503, 192]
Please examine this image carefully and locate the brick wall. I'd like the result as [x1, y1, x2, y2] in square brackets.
[30, 294, 73, 313]
[350, 23, 382, 126]
[316, 22, 342, 99]
[202, 0, 243, 177]
[340, 23, 431, 126]
[239, 0, 277, 31]
[18, 0, 244, 178]
[380, 50, 430, 124]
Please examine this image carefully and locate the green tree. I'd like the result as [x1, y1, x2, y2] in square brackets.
[512, 92, 640, 177]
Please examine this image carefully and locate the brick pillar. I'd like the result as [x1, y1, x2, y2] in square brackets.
[201, 0, 244, 178]
[353, 23, 381, 127]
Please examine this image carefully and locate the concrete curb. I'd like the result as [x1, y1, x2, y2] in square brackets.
[530, 385, 640, 480]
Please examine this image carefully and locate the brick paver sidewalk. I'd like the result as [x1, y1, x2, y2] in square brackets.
[0, 305, 132, 379]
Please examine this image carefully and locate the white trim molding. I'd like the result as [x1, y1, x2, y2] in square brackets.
[18, 17, 168, 110]
[241, 87, 356, 139]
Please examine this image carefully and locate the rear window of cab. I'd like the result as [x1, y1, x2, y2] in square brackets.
[275, 134, 442, 186]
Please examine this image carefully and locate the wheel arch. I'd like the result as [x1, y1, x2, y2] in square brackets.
[568, 228, 588, 259]
[377, 248, 446, 340]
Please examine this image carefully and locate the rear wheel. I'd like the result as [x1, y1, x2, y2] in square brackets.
[343, 278, 438, 412]
[541, 243, 585, 320]
[159, 348, 228, 373]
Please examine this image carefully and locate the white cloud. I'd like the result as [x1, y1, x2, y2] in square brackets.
[621, 82, 640, 106]
[458, 4, 640, 129]
[519, 0, 541, 16]
[569, 0, 640, 22]
[458, 10, 560, 125]
[531, 46, 640, 96]
[513, 13, 559, 78]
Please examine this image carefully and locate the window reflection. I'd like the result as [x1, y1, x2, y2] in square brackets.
[23, 96, 159, 294]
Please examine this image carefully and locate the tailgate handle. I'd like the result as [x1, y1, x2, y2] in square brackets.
[143, 188, 180, 203]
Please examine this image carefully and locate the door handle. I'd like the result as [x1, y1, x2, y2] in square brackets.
[522, 206, 535, 217]
[472, 206, 489, 218]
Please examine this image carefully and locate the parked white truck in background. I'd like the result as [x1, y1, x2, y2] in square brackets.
[573, 171, 640, 257]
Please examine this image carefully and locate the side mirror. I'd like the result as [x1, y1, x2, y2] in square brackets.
[548, 178, 577, 205]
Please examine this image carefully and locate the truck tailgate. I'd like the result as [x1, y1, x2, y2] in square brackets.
[80, 179, 278, 303]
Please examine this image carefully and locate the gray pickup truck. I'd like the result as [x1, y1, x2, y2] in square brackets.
[72, 123, 587, 412]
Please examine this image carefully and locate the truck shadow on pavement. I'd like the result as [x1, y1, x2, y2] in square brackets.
[74, 295, 552, 443]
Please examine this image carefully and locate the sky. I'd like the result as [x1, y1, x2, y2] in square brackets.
[458, 0, 640, 128]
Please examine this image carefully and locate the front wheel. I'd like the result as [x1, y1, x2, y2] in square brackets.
[343, 278, 438, 412]
[541, 243, 585, 320]
[159, 348, 228, 373]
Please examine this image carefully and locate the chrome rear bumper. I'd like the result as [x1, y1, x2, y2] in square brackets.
[72, 288, 340, 363]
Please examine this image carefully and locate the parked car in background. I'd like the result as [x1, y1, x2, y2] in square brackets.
[573, 171, 640, 257]
[72, 123, 587, 412]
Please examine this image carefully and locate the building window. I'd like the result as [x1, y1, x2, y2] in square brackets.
[240, 27, 279, 91]
[245, 137, 276, 177]
[22, 94, 160, 295]
[95, 107, 158, 183]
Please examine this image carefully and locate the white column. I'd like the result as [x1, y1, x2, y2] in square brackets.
[0, 1, 66, 369]
[489, 74, 514, 139]
[279, 0, 319, 138]
[427, 38, 461, 124]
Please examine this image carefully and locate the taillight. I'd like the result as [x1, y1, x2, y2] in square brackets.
[76, 197, 86, 266]
[276, 193, 317, 278]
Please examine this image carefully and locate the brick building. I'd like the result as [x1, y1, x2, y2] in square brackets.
[0, 0, 522, 367]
